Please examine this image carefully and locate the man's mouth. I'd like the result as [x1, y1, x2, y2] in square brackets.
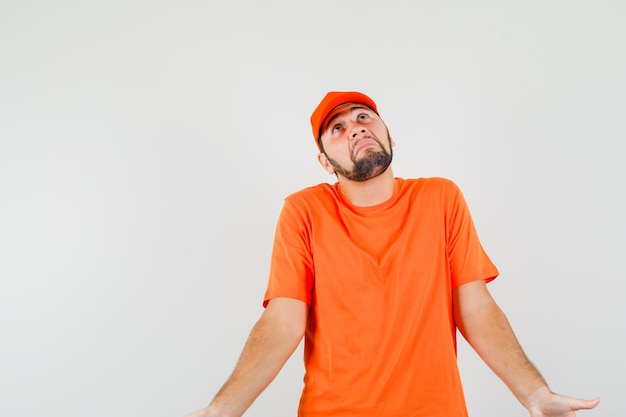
[352, 138, 380, 157]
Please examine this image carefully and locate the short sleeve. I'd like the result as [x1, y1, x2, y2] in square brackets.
[263, 196, 315, 307]
[445, 181, 499, 288]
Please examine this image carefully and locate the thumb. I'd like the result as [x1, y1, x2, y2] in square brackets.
[568, 396, 600, 411]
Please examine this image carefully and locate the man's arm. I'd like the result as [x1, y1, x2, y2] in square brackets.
[453, 280, 599, 416]
[184, 297, 307, 417]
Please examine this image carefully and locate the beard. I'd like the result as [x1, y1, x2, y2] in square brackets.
[324, 134, 393, 182]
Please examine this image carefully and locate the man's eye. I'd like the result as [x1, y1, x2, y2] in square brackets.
[357, 113, 369, 120]
[332, 124, 343, 132]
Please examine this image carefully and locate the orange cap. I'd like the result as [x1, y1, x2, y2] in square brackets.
[310, 91, 378, 148]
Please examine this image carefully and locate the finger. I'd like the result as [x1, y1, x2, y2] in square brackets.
[568, 396, 600, 411]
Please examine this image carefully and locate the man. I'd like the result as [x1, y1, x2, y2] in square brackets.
[185, 92, 599, 417]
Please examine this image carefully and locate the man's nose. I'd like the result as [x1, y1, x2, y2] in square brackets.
[351, 127, 366, 139]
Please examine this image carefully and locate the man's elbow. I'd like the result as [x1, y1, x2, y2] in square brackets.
[263, 297, 308, 341]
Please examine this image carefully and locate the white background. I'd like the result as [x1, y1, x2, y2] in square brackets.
[1, 1, 624, 416]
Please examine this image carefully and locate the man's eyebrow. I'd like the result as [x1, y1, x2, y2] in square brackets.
[323, 105, 371, 132]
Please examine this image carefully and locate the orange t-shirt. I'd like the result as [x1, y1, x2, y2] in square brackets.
[264, 177, 499, 417]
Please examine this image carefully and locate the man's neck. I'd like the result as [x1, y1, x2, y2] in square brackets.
[337, 168, 395, 207]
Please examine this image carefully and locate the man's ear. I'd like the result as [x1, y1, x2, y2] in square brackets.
[317, 152, 335, 175]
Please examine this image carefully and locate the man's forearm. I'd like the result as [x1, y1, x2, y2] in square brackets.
[453, 281, 548, 407]
[205, 298, 307, 417]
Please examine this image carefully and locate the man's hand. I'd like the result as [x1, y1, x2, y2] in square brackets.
[527, 387, 600, 417]
[453, 281, 599, 416]
[184, 406, 224, 417]
[183, 407, 212, 417]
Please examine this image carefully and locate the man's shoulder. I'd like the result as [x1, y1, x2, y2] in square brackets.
[284, 182, 337, 205]
[401, 176, 460, 194]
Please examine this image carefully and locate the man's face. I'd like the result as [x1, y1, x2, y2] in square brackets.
[318, 103, 394, 182]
